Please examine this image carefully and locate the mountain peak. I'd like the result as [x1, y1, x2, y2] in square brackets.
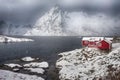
[25, 6, 66, 36]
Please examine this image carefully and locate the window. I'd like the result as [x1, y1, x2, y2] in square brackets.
[97, 43, 102, 47]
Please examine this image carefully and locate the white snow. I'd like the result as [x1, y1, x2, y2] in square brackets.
[21, 57, 35, 62]
[24, 62, 49, 68]
[0, 57, 49, 80]
[5, 63, 22, 68]
[0, 35, 33, 43]
[0, 69, 44, 80]
[25, 6, 66, 36]
[2, 6, 119, 36]
[82, 37, 113, 41]
[13, 68, 20, 71]
[82, 37, 104, 41]
[24, 68, 45, 74]
[56, 43, 120, 80]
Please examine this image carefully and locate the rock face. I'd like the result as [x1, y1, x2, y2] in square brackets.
[56, 44, 120, 80]
[25, 6, 66, 36]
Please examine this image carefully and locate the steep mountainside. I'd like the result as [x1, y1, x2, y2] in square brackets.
[1, 6, 119, 36]
[25, 6, 67, 36]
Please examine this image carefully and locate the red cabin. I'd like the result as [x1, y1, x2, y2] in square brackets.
[82, 37, 112, 50]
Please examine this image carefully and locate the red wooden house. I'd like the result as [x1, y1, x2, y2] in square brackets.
[82, 37, 112, 50]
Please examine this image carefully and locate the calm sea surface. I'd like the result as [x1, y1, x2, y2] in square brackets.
[0, 36, 82, 64]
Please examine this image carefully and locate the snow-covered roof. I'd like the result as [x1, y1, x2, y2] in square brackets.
[82, 37, 104, 41]
[82, 37, 113, 43]
[104, 40, 112, 44]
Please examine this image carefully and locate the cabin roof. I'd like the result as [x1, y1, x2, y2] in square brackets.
[103, 40, 112, 44]
[82, 37, 104, 41]
[82, 37, 113, 43]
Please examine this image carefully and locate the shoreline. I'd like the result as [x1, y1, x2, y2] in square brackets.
[0, 56, 60, 80]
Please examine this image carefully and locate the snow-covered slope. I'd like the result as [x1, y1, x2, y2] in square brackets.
[25, 6, 66, 36]
[2, 6, 120, 36]
[56, 43, 120, 80]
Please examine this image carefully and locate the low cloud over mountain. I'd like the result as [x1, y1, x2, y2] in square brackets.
[0, 0, 120, 36]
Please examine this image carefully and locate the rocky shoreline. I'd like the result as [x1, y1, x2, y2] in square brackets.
[0, 56, 59, 80]
[56, 43, 120, 80]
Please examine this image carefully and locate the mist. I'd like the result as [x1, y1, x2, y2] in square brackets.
[65, 12, 120, 36]
[0, 0, 120, 36]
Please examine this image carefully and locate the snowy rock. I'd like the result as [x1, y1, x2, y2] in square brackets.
[56, 43, 120, 80]
[0, 69, 44, 80]
[21, 57, 35, 62]
[24, 68, 45, 74]
[25, 6, 66, 36]
[24, 62, 49, 68]
[5, 63, 22, 68]
[0, 35, 33, 43]
[13, 68, 20, 72]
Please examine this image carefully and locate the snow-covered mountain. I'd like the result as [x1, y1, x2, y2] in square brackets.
[2, 6, 67, 36]
[2, 24, 32, 35]
[1, 6, 120, 36]
[25, 6, 66, 36]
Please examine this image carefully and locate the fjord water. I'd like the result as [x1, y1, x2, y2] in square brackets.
[0, 36, 82, 64]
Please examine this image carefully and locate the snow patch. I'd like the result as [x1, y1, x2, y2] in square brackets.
[24, 62, 49, 68]
[21, 57, 35, 62]
[5, 63, 22, 68]
[0, 35, 33, 43]
[0, 69, 44, 80]
[24, 68, 45, 74]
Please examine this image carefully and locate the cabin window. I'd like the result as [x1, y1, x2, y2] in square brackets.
[84, 41, 89, 44]
[97, 43, 102, 47]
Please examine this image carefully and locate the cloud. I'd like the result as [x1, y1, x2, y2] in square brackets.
[0, 0, 120, 24]
[57, 0, 118, 11]
[65, 12, 120, 36]
[58, 0, 114, 7]
[0, 0, 53, 23]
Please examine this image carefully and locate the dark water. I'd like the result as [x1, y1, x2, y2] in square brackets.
[0, 36, 82, 64]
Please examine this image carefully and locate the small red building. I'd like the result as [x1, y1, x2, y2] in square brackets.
[82, 37, 112, 50]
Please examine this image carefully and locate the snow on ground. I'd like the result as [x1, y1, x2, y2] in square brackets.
[56, 43, 120, 80]
[112, 43, 120, 50]
[0, 57, 50, 80]
[0, 35, 33, 43]
[0, 69, 44, 80]
[24, 68, 45, 74]
[5, 63, 22, 68]
[24, 62, 49, 68]
[21, 57, 35, 62]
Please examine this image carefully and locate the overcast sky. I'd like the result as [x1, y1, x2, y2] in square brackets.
[0, 0, 120, 24]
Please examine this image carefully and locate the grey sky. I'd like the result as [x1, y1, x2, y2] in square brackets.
[0, 0, 120, 24]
